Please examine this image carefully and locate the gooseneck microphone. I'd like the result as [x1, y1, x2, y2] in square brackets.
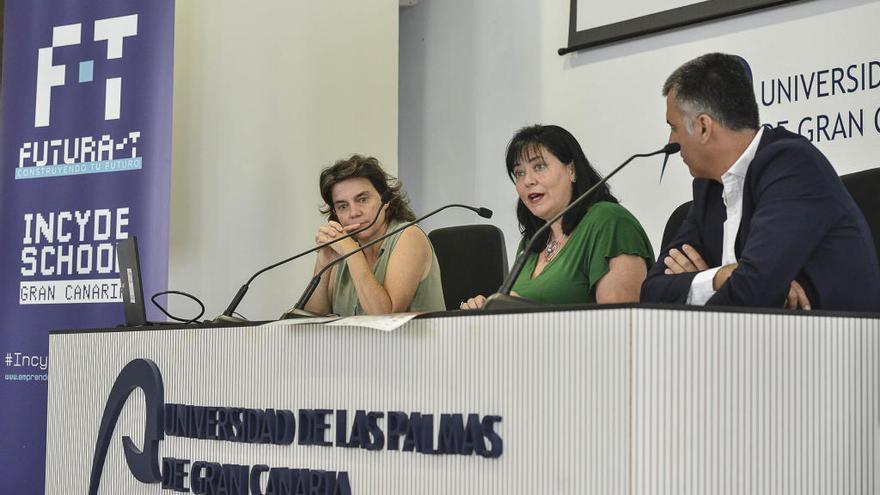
[216, 190, 394, 321]
[286, 203, 493, 316]
[484, 143, 680, 310]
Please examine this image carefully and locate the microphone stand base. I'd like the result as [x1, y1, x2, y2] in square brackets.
[279, 308, 325, 320]
[482, 293, 544, 311]
[211, 314, 248, 325]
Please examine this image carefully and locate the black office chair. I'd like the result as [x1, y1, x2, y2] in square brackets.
[428, 225, 508, 310]
[841, 167, 880, 265]
[661, 200, 693, 249]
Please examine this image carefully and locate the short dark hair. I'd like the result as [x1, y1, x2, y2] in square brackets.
[319, 155, 416, 223]
[662, 53, 759, 131]
[505, 124, 618, 253]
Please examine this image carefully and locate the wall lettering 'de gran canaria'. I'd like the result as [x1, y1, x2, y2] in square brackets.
[0, 1, 175, 493]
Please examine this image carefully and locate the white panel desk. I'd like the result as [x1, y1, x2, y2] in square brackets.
[45, 305, 880, 494]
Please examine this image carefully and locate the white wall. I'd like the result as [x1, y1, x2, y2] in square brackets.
[399, 0, 541, 255]
[400, 0, 880, 262]
[169, 1, 398, 320]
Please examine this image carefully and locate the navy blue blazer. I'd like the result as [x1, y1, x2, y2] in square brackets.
[641, 126, 880, 312]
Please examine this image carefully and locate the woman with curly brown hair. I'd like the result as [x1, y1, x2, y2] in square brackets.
[303, 155, 445, 316]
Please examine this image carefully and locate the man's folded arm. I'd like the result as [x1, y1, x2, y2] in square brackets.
[641, 201, 703, 304]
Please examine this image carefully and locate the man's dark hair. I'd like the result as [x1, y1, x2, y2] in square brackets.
[662, 53, 760, 131]
[319, 154, 416, 223]
[505, 124, 618, 253]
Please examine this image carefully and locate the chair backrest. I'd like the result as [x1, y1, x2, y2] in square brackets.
[428, 224, 508, 310]
[661, 200, 693, 250]
[841, 167, 880, 266]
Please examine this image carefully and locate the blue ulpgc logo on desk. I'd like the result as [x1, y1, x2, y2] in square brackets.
[16, 14, 143, 180]
[91, 359, 504, 495]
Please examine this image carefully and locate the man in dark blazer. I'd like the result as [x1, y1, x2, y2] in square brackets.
[640, 53, 880, 312]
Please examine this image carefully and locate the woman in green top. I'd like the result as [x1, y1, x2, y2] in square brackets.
[462, 125, 654, 308]
[303, 155, 445, 316]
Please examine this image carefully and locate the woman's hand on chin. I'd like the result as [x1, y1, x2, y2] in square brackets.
[315, 221, 361, 265]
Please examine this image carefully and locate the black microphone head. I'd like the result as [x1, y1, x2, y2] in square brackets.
[380, 190, 394, 204]
[664, 143, 681, 154]
[477, 207, 493, 219]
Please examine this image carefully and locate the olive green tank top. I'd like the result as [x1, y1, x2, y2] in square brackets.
[331, 220, 446, 316]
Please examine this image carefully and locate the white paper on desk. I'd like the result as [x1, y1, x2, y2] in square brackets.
[326, 313, 419, 332]
[268, 316, 342, 328]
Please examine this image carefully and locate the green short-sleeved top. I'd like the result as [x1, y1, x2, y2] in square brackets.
[512, 201, 654, 304]
[331, 220, 446, 316]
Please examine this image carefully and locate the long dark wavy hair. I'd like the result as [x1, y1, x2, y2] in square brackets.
[506, 125, 618, 253]
[319, 155, 416, 223]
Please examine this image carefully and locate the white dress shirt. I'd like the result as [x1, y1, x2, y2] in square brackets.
[687, 127, 765, 305]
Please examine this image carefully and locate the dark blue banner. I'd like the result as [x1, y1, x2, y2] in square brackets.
[0, 0, 174, 491]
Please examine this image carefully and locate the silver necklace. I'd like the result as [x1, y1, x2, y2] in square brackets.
[545, 235, 563, 261]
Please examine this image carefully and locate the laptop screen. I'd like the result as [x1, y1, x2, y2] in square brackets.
[117, 236, 148, 326]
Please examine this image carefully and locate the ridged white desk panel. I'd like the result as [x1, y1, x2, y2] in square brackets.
[46, 309, 631, 494]
[46, 308, 880, 494]
[632, 309, 880, 495]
